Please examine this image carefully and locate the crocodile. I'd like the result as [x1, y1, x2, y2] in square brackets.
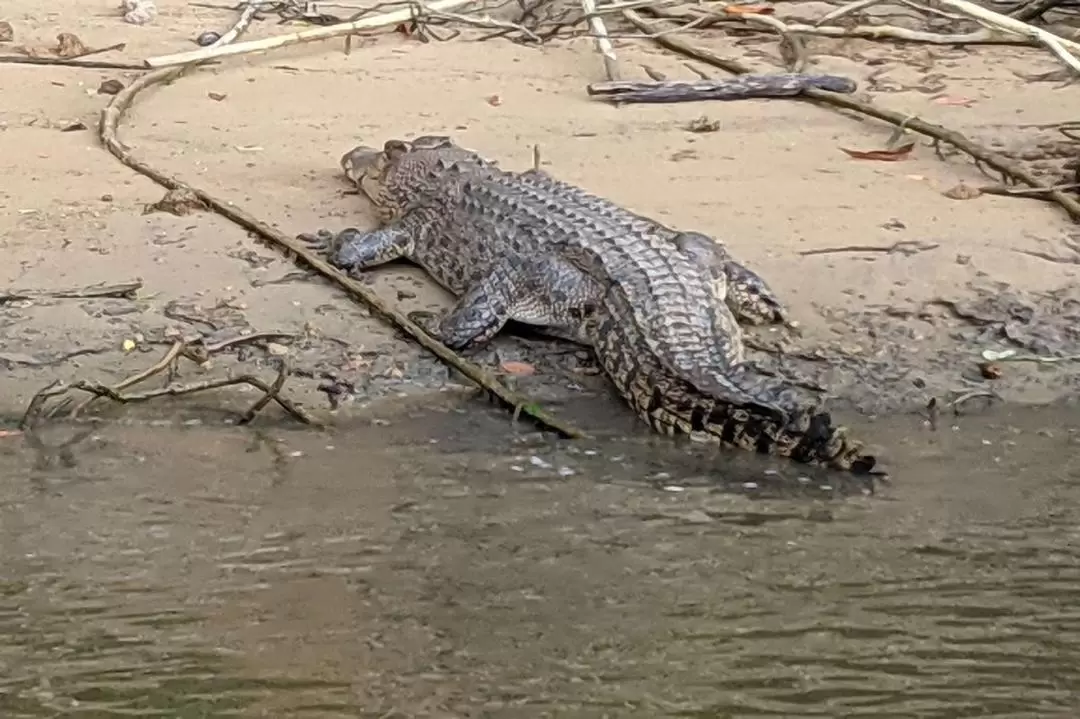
[305, 136, 877, 474]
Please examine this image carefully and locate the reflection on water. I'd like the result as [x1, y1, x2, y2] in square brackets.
[0, 398, 1078, 717]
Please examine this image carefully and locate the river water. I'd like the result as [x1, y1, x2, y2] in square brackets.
[1, 396, 1077, 717]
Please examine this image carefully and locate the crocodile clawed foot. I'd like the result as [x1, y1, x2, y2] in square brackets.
[297, 228, 337, 254]
[406, 310, 446, 339]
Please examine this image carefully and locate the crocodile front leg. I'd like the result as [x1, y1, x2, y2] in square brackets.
[332, 226, 415, 272]
[418, 252, 604, 351]
[301, 226, 415, 278]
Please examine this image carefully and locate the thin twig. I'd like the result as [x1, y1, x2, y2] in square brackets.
[583, 0, 621, 80]
[627, 9, 1080, 224]
[929, 0, 1080, 72]
[0, 55, 151, 70]
[66, 41, 128, 60]
[979, 182, 1080, 198]
[97, 6, 586, 440]
[0, 281, 142, 304]
[143, 0, 475, 68]
[799, 240, 940, 256]
[20, 340, 319, 429]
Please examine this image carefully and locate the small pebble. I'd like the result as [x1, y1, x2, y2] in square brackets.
[196, 31, 221, 46]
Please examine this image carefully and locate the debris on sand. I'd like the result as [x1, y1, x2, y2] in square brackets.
[120, 0, 156, 25]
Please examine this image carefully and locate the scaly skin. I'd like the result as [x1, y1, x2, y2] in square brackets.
[306, 136, 877, 474]
[339, 137, 780, 391]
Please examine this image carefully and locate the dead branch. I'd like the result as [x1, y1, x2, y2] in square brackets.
[1008, 0, 1071, 21]
[20, 338, 318, 430]
[65, 41, 128, 60]
[979, 182, 1080, 198]
[97, 5, 586, 440]
[799, 240, 941, 257]
[0, 55, 150, 70]
[929, 0, 1080, 73]
[627, 9, 1080, 224]
[0, 281, 142, 304]
[582, 0, 621, 80]
[143, 0, 476, 68]
[587, 74, 856, 104]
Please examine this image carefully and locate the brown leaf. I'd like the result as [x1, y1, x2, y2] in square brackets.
[724, 4, 776, 14]
[943, 182, 982, 200]
[839, 142, 915, 162]
[978, 362, 1002, 380]
[486, 94, 502, 107]
[97, 79, 124, 95]
[499, 361, 535, 376]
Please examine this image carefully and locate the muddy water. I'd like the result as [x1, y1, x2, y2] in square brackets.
[0, 397, 1078, 718]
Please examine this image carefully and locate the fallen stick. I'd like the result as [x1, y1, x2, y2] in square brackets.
[930, 0, 1080, 56]
[100, 6, 586, 440]
[20, 336, 319, 429]
[0, 55, 150, 70]
[627, 9, 1080, 224]
[779, 22, 1028, 46]
[67, 41, 128, 60]
[0, 280, 141, 304]
[143, 0, 474, 68]
[587, 74, 856, 104]
[582, 0, 621, 80]
[928, 0, 1080, 72]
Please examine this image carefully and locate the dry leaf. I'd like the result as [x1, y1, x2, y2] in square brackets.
[724, 4, 775, 14]
[943, 182, 982, 200]
[97, 79, 124, 95]
[208, 91, 227, 101]
[839, 142, 915, 162]
[499, 361, 535, 376]
[486, 94, 502, 107]
[978, 361, 1002, 379]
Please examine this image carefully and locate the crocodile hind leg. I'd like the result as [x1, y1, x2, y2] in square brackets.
[674, 232, 787, 326]
[414, 253, 603, 351]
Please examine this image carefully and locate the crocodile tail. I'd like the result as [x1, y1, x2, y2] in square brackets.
[783, 409, 877, 475]
[628, 376, 877, 476]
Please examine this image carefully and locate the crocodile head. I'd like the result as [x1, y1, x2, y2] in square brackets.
[339, 136, 477, 223]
